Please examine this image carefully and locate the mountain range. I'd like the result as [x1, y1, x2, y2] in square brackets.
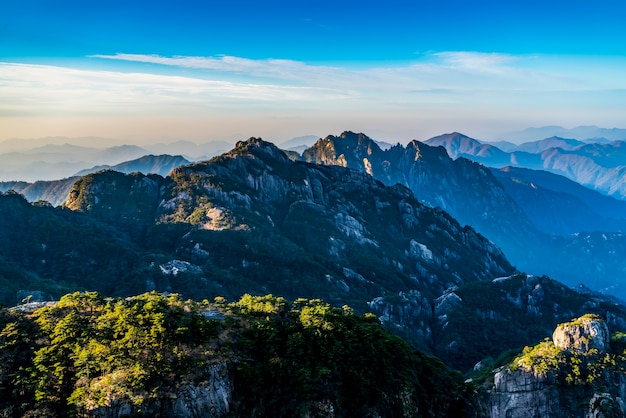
[495, 125, 626, 143]
[4, 131, 626, 296]
[5, 138, 626, 375]
[0, 154, 192, 206]
[301, 132, 626, 296]
[490, 166, 626, 235]
[428, 132, 626, 200]
[0, 137, 231, 182]
[72, 154, 191, 177]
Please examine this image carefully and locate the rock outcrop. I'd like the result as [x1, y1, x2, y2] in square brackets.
[553, 315, 611, 354]
[484, 315, 626, 417]
[489, 369, 560, 417]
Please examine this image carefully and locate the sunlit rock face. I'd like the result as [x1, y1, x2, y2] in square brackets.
[553, 315, 611, 354]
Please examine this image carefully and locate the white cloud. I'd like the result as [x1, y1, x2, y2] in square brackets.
[1, 52, 625, 141]
[90, 51, 626, 94]
[0, 62, 352, 117]
[90, 53, 347, 84]
[432, 51, 518, 70]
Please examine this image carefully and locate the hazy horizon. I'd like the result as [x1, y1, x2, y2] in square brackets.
[2, 124, 626, 150]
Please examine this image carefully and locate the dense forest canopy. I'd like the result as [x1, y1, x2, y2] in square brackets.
[0, 292, 474, 417]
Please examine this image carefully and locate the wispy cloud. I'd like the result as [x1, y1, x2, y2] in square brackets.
[2, 52, 625, 140]
[0, 61, 352, 117]
[431, 51, 518, 70]
[91, 51, 624, 94]
[90, 53, 346, 84]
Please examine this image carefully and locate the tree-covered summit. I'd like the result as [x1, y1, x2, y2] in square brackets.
[0, 291, 475, 417]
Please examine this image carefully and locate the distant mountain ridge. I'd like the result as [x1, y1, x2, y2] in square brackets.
[491, 166, 626, 235]
[497, 125, 626, 143]
[428, 132, 626, 200]
[0, 144, 150, 182]
[73, 154, 191, 177]
[278, 135, 320, 149]
[0, 177, 79, 207]
[0, 154, 192, 206]
[0, 137, 232, 182]
[514, 136, 586, 153]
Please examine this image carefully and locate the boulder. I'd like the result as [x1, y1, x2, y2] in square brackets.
[553, 315, 610, 354]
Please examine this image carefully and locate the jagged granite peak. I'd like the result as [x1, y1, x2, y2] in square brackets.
[302, 131, 384, 171]
[302, 134, 542, 271]
[229, 137, 293, 165]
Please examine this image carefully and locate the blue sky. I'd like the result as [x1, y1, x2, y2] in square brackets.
[1, 0, 626, 143]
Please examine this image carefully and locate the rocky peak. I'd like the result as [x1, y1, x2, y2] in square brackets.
[552, 314, 610, 354]
[404, 139, 451, 162]
[338, 130, 377, 148]
[302, 131, 383, 170]
[64, 170, 165, 235]
[229, 137, 291, 165]
[159, 137, 514, 302]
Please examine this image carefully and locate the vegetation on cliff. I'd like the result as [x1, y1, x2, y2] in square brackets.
[507, 314, 626, 385]
[0, 292, 474, 417]
[478, 315, 626, 417]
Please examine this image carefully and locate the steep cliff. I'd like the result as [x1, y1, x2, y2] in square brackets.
[484, 315, 626, 417]
[82, 363, 233, 418]
[302, 131, 542, 274]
